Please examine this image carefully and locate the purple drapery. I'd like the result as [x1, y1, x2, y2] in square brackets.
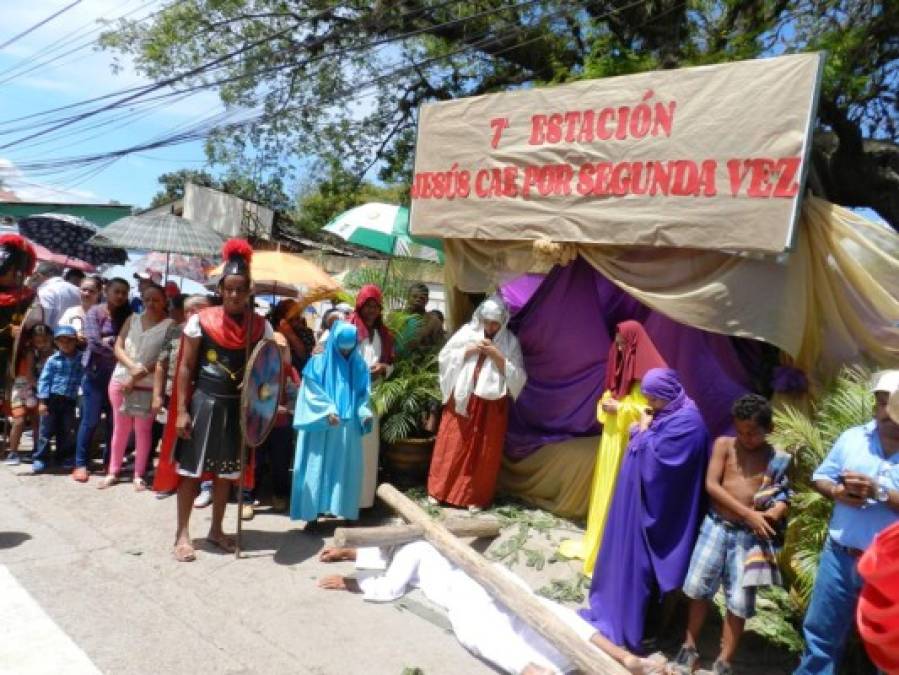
[503, 258, 752, 459]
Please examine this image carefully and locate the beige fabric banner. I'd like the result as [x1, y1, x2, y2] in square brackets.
[442, 197, 899, 384]
[411, 53, 823, 254]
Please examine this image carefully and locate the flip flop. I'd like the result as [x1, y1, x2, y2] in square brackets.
[173, 542, 196, 562]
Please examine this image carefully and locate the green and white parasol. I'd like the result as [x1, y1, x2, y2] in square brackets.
[323, 203, 443, 263]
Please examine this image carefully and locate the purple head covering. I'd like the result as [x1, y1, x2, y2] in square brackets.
[640, 367, 682, 400]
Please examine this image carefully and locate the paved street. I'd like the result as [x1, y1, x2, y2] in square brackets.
[0, 462, 495, 675]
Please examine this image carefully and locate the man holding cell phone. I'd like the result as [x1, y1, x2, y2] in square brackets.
[795, 369, 899, 675]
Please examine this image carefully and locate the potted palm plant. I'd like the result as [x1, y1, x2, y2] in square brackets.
[370, 313, 442, 486]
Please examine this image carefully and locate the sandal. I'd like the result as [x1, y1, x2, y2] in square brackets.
[133, 477, 147, 492]
[173, 541, 196, 562]
[97, 475, 117, 490]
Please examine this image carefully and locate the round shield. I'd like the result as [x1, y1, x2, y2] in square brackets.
[888, 389, 899, 425]
[240, 338, 284, 448]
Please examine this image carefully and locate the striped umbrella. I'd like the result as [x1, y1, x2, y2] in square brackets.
[323, 203, 443, 263]
[88, 213, 224, 257]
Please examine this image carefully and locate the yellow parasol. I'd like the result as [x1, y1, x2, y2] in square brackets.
[210, 249, 341, 304]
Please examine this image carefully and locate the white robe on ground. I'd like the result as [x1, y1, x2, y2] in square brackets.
[355, 542, 598, 675]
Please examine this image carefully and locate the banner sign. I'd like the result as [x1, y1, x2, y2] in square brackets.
[410, 53, 823, 253]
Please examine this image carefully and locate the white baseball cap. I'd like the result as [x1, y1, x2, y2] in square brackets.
[871, 370, 899, 394]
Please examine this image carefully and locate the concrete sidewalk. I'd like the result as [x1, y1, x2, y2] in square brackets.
[0, 465, 494, 674]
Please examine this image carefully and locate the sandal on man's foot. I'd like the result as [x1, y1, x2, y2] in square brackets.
[173, 542, 196, 562]
[671, 645, 699, 674]
[133, 477, 147, 492]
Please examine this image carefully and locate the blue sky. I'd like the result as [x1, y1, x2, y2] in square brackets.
[0, 0, 218, 208]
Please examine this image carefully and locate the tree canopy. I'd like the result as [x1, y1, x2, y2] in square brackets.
[103, 0, 899, 229]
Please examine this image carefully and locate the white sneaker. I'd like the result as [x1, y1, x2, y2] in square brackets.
[4, 453, 21, 466]
[193, 489, 212, 508]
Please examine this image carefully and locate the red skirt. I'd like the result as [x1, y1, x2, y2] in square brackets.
[427, 394, 509, 508]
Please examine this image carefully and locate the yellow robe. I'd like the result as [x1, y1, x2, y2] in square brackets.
[558, 381, 647, 575]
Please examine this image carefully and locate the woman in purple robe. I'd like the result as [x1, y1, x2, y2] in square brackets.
[579, 367, 710, 653]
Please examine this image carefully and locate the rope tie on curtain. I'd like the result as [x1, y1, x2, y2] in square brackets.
[532, 238, 577, 268]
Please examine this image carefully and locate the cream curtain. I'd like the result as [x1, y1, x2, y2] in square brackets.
[443, 196, 899, 383]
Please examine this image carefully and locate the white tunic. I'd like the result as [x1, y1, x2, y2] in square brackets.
[356, 542, 599, 675]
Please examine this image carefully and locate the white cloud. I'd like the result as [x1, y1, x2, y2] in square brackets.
[1, 0, 223, 119]
[0, 157, 103, 203]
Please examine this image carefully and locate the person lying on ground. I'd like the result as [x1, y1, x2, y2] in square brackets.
[317, 542, 674, 675]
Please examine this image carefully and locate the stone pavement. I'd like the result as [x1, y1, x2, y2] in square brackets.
[0, 462, 496, 675]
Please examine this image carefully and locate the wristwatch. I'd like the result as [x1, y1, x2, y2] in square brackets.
[876, 477, 891, 503]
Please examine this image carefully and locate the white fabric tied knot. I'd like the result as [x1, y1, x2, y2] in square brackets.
[532, 238, 577, 268]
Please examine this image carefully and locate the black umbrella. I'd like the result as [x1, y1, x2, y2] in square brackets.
[17, 213, 128, 266]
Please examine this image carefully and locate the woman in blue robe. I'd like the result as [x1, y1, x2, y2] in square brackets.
[290, 321, 373, 522]
[579, 367, 710, 653]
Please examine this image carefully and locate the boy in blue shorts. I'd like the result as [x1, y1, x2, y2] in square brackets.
[673, 394, 791, 675]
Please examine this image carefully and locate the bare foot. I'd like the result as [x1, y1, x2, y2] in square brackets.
[205, 532, 236, 553]
[318, 574, 349, 590]
[319, 546, 357, 563]
[173, 540, 196, 562]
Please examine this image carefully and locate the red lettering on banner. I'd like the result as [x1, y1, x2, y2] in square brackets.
[546, 114, 564, 144]
[489, 117, 510, 149]
[725, 157, 801, 198]
[698, 160, 717, 197]
[727, 159, 751, 197]
[578, 110, 595, 143]
[529, 115, 547, 145]
[747, 158, 777, 197]
[596, 108, 615, 140]
[564, 111, 580, 143]
[475, 169, 490, 197]
[577, 163, 595, 195]
[773, 157, 801, 197]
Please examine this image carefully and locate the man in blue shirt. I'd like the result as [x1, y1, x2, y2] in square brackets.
[32, 325, 84, 474]
[795, 369, 899, 675]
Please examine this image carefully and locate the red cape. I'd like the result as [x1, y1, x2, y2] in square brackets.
[152, 317, 259, 493]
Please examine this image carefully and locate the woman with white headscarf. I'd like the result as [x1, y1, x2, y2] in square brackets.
[427, 296, 526, 511]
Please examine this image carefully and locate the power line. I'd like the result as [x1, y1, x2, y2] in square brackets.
[3, 0, 670, 191]
[0, 0, 544, 149]
[2, 1, 589, 178]
[0, 0, 165, 89]
[0, 0, 83, 51]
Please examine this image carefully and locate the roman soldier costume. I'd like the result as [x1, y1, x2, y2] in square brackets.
[175, 239, 269, 478]
[0, 234, 37, 409]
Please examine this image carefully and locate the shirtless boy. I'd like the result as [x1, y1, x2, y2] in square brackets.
[673, 395, 790, 675]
